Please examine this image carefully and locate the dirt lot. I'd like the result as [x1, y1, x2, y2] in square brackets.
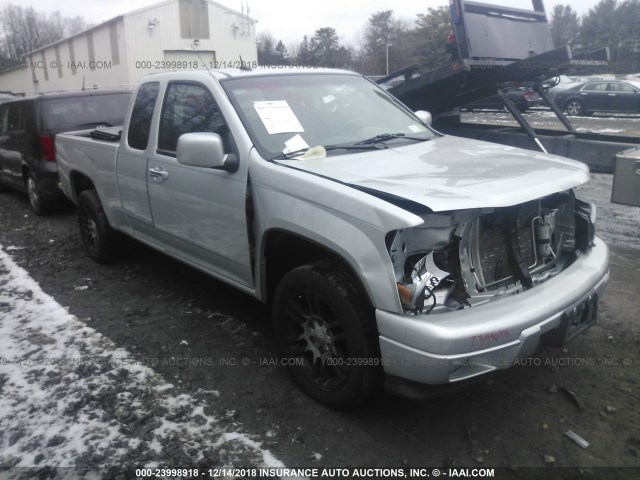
[0, 171, 639, 478]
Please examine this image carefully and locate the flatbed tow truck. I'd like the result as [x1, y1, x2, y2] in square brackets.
[379, 0, 640, 206]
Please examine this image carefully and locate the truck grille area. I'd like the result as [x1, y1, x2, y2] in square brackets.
[475, 202, 537, 288]
[467, 193, 581, 293]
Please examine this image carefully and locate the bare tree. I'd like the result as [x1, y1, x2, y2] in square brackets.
[0, 4, 90, 64]
[65, 16, 91, 36]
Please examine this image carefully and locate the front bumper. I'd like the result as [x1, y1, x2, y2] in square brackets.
[376, 237, 609, 385]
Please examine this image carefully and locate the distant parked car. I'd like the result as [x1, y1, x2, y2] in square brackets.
[462, 88, 541, 113]
[554, 80, 640, 116]
[0, 89, 131, 214]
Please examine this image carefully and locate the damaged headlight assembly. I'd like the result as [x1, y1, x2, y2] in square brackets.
[389, 209, 475, 314]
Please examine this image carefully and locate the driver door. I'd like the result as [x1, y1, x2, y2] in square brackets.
[146, 81, 252, 288]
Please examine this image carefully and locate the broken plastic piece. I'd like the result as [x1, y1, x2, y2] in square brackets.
[564, 430, 589, 448]
[559, 387, 586, 412]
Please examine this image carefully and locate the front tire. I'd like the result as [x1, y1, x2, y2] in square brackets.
[273, 262, 382, 409]
[77, 190, 119, 263]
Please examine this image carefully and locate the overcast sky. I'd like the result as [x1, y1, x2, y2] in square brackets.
[4, 0, 604, 47]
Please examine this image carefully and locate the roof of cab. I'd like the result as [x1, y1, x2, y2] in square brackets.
[143, 67, 359, 83]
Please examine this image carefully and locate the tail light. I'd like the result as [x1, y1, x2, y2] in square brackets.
[40, 135, 56, 162]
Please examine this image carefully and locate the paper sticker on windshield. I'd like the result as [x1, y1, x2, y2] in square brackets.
[284, 134, 309, 154]
[408, 124, 427, 133]
[253, 101, 304, 134]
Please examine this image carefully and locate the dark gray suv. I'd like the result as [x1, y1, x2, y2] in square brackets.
[0, 90, 131, 214]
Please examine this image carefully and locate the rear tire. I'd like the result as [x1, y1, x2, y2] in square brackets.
[273, 261, 382, 409]
[26, 172, 51, 215]
[77, 190, 119, 263]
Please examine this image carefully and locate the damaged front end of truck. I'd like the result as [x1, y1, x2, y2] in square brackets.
[390, 191, 596, 317]
[378, 189, 608, 392]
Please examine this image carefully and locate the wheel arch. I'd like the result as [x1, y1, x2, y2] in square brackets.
[69, 170, 96, 204]
[259, 228, 373, 309]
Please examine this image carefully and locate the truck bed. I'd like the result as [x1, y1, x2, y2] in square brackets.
[55, 129, 123, 203]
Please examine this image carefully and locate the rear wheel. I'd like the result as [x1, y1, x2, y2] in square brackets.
[566, 100, 584, 116]
[77, 190, 119, 263]
[26, 172, 51, 215]
[273, 261, 382, 409]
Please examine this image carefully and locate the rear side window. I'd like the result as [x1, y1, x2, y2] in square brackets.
[158, 82, 229, 154]
[128, 82, 160, 150]
[41, 92, 131, 133]
[608, 83, 634, 93]
[7, 103, 25, 132]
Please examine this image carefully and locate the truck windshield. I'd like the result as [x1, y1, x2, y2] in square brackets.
[40, 92, 131, 133]
[221, 73, 435, 160]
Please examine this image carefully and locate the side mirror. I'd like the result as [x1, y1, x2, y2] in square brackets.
[176, 132, 238, 173]
[414, 110, 432, 126]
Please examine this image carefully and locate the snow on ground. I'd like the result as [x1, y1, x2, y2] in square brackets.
[0, 246, 290, 478]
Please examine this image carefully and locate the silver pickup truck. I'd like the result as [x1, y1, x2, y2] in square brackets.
[56, 68, 609, 409]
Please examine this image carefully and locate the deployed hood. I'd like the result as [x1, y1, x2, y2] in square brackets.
[274, 136, 590, 212]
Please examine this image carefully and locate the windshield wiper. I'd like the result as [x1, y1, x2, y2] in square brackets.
[271, 143, 386, 160]
[355, 132, 427, 145]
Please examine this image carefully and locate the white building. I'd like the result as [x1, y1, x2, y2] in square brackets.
[0, 0, 257, 95]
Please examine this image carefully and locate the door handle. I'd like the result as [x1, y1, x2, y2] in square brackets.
[635, 161, 640, 176]
[608, 93, 616, 96]
[148, 166, 169, 182]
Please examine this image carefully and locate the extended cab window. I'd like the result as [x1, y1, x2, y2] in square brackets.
[158, 82, 229, 155]
[128, 82, 159, 150]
